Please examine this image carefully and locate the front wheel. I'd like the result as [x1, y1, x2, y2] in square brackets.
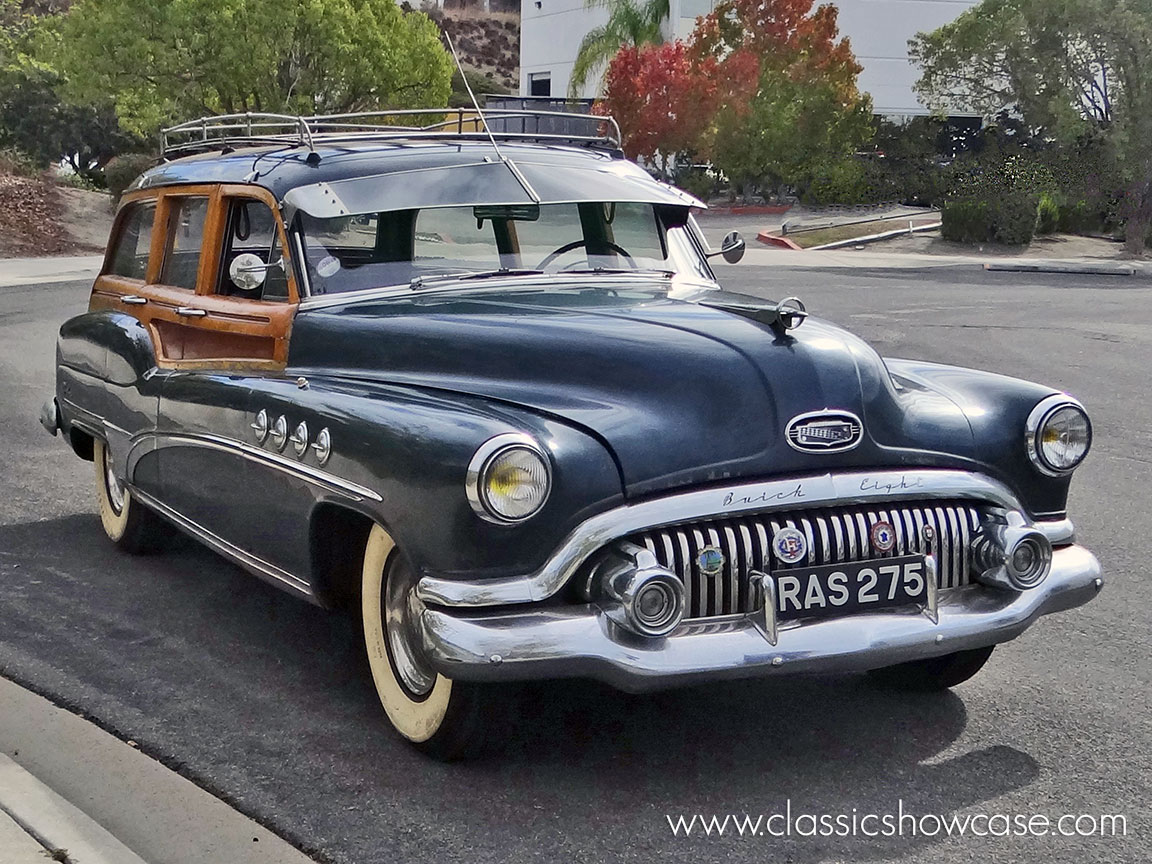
[94, 439, 169, 554]
[361, 524, 502, 760]
[867, 645, 996, 691]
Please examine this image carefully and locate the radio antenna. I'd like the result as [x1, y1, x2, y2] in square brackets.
[443, 31, 540, 203]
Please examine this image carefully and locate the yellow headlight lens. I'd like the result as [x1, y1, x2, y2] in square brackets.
[1037, 405, 1091, 472]
[482, 446, 550, 520]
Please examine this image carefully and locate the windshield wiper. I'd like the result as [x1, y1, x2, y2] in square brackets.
[410, 268, 544, 290]
[559, 267, 675, 277]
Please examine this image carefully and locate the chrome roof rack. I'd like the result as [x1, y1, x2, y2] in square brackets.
[160, 109, 622, 159]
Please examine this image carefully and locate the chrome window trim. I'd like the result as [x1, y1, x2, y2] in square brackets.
[297, 271, 682, 311]
[416, 469, 1076, 608]
[125, 431, 382, 502]
[1025, 393, 1091, 477]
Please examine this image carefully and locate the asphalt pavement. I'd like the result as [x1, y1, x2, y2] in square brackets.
[0, 263, 1149, 863]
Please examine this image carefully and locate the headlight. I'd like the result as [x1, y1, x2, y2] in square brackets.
[1026, 396, 1092, 475]
[466, 434, 551, 523]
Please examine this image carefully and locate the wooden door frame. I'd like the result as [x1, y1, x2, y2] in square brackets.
[91, 184, 302, 372]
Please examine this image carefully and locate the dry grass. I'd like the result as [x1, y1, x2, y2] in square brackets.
[789, 220, 907, 249]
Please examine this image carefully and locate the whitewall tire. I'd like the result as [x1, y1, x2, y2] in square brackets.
[94, 439, 168, 553]
[361, 523, 500, 759]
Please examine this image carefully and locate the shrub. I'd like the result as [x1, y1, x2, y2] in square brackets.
[0, 146, 39, 178]
[1036, 192, 1060, 235]
[941, 191, 1039, 246]
[675, 166, 717, 202]
[103, 153, 157, 201]
[801, 158, 871, 206]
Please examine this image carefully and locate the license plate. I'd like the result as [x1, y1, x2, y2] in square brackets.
[770, 555, 928, 622]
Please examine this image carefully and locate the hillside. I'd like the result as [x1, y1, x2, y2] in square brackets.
[422, 4, 520, 93]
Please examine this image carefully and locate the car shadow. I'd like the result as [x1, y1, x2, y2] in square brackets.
[0, 514, 1040, 863]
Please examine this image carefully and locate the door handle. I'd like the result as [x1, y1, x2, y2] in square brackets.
[120, 295, 148, 305]
[175, 307, 207, 317]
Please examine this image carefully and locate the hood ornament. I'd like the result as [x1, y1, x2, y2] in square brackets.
[699, 295, 808, 333]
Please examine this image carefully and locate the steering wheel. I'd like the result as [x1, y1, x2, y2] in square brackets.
[536, 239, 637, 270]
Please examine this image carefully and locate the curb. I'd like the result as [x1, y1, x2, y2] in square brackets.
[984, 261, 1142, 277]
[0, 676, 317, 864]
[756, 232, 803, 250]
[0, 752, 149, 864]
[809, 222, 942, 252]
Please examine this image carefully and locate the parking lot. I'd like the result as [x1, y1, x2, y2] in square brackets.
[1, 264, 1149, 864]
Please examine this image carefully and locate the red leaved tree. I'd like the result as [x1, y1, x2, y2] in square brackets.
[597, 40, 729, 178]
[599, 0, 872, 195]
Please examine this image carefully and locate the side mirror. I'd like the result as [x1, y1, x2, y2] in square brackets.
[229, 253, 283, 292]
[707, 231, 746, 264]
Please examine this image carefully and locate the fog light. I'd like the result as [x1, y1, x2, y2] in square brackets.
[634, 580, 680, 632]
[1005, 532, 1051, 589]
[590, 543, 685, 638]
[972, 519, 1053, 591]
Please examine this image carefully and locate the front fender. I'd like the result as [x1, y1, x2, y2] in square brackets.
[885, 358, 1076, 518]
[251, 374, 626, 583]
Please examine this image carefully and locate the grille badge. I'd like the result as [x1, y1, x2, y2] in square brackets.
[785, 410, 864, 453]
[773, 527, 808, 564]
[696, 546, 725, 577]
[870, 521, 896, 552]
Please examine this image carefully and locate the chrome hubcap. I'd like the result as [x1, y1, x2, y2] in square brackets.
[383, 557, 437, 698]
[103, 447, 126, 515]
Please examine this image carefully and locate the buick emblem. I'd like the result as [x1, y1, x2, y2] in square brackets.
[696, 545, 726, 577]
[785, 410, 864, 453]
[773, 527, 808, 564]
[870, 520, 896, 553]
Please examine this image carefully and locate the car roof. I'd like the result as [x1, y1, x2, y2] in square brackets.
[134, 140, 624, 198]
[133, 140, 704, 217]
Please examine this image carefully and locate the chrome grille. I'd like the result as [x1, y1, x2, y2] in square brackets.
[627, 501, 984, 620]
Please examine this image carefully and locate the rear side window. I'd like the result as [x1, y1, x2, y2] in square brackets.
[161, 196, 210, 290]
[108, 202, 156, 279]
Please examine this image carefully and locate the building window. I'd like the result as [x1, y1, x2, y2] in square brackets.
[529, 72, 551, 97]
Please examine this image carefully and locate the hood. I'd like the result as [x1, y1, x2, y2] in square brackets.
[290, 285, 985, 498]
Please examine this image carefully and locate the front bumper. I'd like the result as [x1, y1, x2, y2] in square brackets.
[419, 544, 1102, 692]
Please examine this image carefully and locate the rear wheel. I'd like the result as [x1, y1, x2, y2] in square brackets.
[868, 645, 996, 691]
[94, 439, 169, 554]
[361, 524, 501, 760]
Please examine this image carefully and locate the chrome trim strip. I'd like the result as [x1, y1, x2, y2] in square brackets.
[297, 272, 682, 312]
[417, 469, 1073, 608]
[126, 432, 382, 502]
[130, 487, 316, 601]
[419, 545, 1102, 690]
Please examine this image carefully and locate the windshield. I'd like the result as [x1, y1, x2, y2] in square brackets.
[297, 202, 708, 294]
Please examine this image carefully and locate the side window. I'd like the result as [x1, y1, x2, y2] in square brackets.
[108, 202, 156, 279]
[218, 199, 289, 301]
[160, 196, 210, 290]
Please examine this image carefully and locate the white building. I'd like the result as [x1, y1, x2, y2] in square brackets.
[519, 0, 979, 117]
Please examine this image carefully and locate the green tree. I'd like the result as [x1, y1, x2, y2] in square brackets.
[911, 0, 1152, 253]
[53, 0, 454, 137]
[693, 0, 874, 197]
[0, 0, 135, 181]
[569, 0, 669, 98]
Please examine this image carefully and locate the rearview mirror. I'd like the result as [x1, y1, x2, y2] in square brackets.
[229, 252, 283, 292]
[707, 231, 746, 264]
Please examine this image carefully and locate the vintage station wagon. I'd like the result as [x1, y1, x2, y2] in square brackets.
[42, 110, 1101, 759]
